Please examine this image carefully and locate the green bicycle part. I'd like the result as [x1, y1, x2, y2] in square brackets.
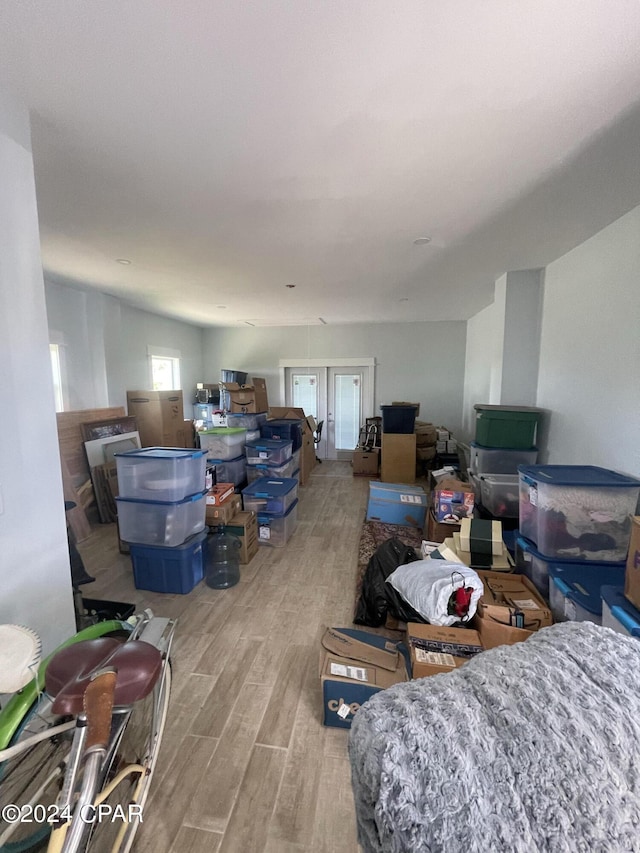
[0, 619, 132, 751]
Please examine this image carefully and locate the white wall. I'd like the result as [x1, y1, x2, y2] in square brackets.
[461, 301, 502, 440]
[0, 92, 75, 652]
[203, 321, 468, 433]
[537, 204, 640, 475]
[44, 281, 204, 417]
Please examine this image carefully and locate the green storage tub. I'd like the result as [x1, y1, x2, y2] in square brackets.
[474, 405, 542, 449]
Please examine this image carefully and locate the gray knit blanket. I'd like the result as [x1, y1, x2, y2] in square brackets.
[349, 622, 640, 853]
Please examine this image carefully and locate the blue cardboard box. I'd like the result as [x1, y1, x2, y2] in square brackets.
[320, 628, 409, 728]
[366, 481, 427, 528]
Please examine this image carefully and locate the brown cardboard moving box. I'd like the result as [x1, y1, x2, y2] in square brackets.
[426, 509, 461, 543]
[406, 623, 483, 678]
[127, 390, 186, 447]
[381, 433, 416, 484]
[473, 570, 552, 649]
[352, 448, 380, 476]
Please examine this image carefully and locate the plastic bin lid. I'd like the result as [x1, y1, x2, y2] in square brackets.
[115, 447, 206, 459]
[518, 465, 640, 487]
[470, 441, 538, 452]
[115, 488, 207, 506]
[199, 427, 247, 435]
[128, 530, 208, 553]
[548, 563, 626, 615]
[206, 454, 246, 464]
[257, 498, 299, 522]
[380, 404, 418, 410]
[246, 437, 292, 448]
[600, 585, 640, 635]
[243, 478, 297, 497]
[474, 405, 543, 413]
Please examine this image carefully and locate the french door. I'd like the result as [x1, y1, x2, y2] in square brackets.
[282, 360, 374, 461]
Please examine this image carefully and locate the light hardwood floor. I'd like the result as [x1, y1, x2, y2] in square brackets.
[78, 461, 371, 852]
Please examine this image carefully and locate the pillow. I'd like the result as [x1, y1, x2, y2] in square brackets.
[386, 560, 483, 627]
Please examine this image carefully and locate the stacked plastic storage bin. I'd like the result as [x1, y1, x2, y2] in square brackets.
[258, 418, 303, 482]
[516, 465, 640, 623]
[469, 405, 541, 522]
[114, 448, 208, 593]
[198, 426, 248, 490]
[243, 437, 296, 546]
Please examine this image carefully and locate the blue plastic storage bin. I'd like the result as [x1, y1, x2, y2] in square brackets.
[548, 562, 626, 625]
[129, 530, 207, 594]
[242, 477, 298, 515]
[225, 412, 268, 431]
[601, 585, 640, 637]
[257, 499, 299, 547]
[115, 447, 207, 502]
[519, 465, 640, 562]
[259, 419, 303, 452]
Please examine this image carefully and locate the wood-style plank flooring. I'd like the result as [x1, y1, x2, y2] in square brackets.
[78, 461, 371, 852]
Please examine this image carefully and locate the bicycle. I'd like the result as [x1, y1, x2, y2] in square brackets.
[0, 609, 175, 853]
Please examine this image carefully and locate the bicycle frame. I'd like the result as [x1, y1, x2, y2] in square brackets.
[0, 610, 174, 853]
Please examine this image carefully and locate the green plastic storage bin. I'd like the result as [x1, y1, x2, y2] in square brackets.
[474, 405, 542, 449]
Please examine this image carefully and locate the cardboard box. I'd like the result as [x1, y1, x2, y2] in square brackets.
[366, 481, 427, 528]
[352, 448, 380, 476]
[205, 483, 235, 506]
[319, 628, 409, 728]
[436, 441, 448, 453]
[432, 477, 475, 522]
[220, 510, 258, 564]
[625, 516, 640, 610]
[127, 390, 186, 447]
[381, 433, 416, 484]
[475, 570, 553, 632]
[446, 440, 457, 454]
[250, 377, 269, 414]
[436, 428, 450, 441]
[471, 613, 536, 650]
[322, 627, 400, 671]
[226, 383, 257, 414]
[459, 518, 503, 556]
[406, 623, 483, 678]
[205, 493, 242, 524]
[426, 509, 461, 543]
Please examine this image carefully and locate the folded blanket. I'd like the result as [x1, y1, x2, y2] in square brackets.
[349, 621, 640, 853]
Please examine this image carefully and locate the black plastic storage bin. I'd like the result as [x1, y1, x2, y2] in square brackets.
[380, 405, 418, 434]
[81, 598, 136, 622]
[259, 418, 303, 451]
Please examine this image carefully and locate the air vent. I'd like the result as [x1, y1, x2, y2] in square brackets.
[241, 318, 326, 327]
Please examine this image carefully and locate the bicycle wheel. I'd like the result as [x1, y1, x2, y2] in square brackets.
[0, 694, 74, 852]
[84, 658, 172, 853]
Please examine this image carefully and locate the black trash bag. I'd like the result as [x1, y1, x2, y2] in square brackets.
[354, 538, 421, 627]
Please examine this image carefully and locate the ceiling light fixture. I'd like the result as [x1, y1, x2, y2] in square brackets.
[285, 284, 296, 289]
[115, 258, 132, 265]
[413, 237, 431, 245]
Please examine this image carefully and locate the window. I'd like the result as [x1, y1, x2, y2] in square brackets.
[50, 343, 64, 412]
[148, 346, 181, 391]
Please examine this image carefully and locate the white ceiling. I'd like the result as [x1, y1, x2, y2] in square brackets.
[1, 0, 640, 327]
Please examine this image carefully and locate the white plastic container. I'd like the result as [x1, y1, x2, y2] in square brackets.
[206, 454, 247, 487]
[246, 455, 296, 483]
[470, 442, 538, 475]
[257, 500, 298, 547]
[225, 412, 268, 430]
[519, 465, 640, 561]
[245, 438, 293, 467]
[198, 428, 247, 460]
[115, 447, 207, 502]
[115, 490, 207, 547]
[479, 474, 520, 518]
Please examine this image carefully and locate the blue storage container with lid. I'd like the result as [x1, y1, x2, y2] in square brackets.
[515, 534, 625, 600]
[548, 562, 626, 625]
[259, 419, 303, 451]
[115, 446, 207, 502]
[601, 585, 640, 637]
[129, 530, 207, 594]
[518, 465, 640, 562]
[257, 499, 299, 547]
[245, 437, 293, 467]
[242, 477, 298, 515]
